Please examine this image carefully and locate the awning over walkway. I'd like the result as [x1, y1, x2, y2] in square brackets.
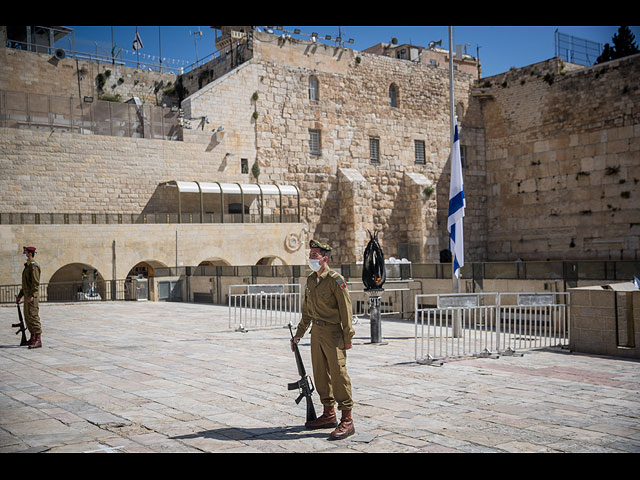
[162, 181, 300, 223]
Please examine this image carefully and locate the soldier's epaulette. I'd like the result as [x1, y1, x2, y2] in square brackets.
[329, 271, 347, 290]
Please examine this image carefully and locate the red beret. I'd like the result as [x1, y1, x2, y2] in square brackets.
[23, 246, 36, 253]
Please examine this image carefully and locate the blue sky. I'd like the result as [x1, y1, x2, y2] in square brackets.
[64, 25, 639, 78]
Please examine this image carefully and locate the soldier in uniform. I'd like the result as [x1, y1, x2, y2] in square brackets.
[291, 240, 355, 440]
[16, 246, 42, 349]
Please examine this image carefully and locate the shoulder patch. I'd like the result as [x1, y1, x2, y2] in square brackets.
[334, 275, 346, 290]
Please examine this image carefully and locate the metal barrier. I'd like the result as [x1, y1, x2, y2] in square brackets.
[497, 292, 570, 352]
[414, 292, 569, 365]
[228, 284, 301, 330]
[0, 279, 129, 303]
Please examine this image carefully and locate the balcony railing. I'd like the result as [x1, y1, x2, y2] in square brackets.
[0, 212, 301, 225]
[0, 89, 182, 140]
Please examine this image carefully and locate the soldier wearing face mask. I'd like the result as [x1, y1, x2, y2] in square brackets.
[291, 239, 355, 440]
[16, 246, 42, 349]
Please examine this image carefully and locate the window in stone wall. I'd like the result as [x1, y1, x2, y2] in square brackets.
[241, 158, 249, 174]
[460, 145, 468, 168]
[309, 75, 319, 101]
[389, 83, 399, 107]
[369, 136, 380, 163]
[415, 140, 426, 164]
[309, 129, 321, 155]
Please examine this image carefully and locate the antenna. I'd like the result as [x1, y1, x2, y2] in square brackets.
[190, 27, 203, 64]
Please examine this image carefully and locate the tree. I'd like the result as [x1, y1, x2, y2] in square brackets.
[596, 26, 639, 64]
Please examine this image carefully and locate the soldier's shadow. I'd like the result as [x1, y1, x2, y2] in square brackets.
[171, 425, 327, 442]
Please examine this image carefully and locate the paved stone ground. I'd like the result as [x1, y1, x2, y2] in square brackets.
[1, 301, 639, 453]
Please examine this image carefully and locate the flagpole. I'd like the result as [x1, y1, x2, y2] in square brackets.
[135, 27, 140, 68]
[449, 26, 463, 338]
[449, 26, 459, 295]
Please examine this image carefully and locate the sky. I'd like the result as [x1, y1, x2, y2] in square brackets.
[63, 25, 640, 78]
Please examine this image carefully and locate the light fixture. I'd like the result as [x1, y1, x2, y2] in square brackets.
[83, 96, 93, 103]
[215, 126, 225, 142]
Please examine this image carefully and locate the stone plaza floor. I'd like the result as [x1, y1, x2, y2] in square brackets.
[1, 301, 639, 453]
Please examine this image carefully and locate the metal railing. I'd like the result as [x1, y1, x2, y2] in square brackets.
[0, 89, 181, 140]
[555, 30, 603, 67]
[0, 212, 300, 226]
[497, 292, 570, 352]
[0, 279, 132, 303]
[228, 284, 301, 330]
[414, 292, 569, 365]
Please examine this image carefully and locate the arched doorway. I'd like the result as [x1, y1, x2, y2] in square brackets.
[125, 260, 167, 301]
[256, 256, 286, 266]
[48, 263, 105, 302]
[199, 258, 231, 267]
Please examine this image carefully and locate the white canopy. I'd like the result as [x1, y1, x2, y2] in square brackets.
[162, 180, 300, 223]
[166, 181, 298, 196]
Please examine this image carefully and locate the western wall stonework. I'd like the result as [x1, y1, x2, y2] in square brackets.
[245, 33, 481, 264]
[475, 55, 640, 261]
[1, 29, 638, 281]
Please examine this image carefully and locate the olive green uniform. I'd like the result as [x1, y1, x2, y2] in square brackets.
[295, 266, 354, 411]
[19, 259, 42, 335]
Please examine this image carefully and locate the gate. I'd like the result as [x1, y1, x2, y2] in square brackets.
[228, 284, 301, 330]
[414, 292, 569, 364]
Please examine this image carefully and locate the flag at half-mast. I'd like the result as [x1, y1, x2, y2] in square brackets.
[447, 123, 465, 278]
[132, 30, 144, 51]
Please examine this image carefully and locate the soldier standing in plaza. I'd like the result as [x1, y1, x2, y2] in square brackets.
[291, 240, 356, 440]
[16, 246, 42, 349]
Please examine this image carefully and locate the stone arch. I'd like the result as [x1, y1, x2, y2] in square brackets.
[47, 262, 106, 302]
[125, 260, 168, 301]
[199, 258, 232, 267]
[256, 256, 286, 266]
[126, 259, 168, 279]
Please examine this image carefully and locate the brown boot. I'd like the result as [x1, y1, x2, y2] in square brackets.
[305, 405, 338, 430]
[28, 333, 42, 349]
[328, 409, 355, 441]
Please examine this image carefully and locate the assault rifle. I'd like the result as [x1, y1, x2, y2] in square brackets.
[13, 296, 28, 346]
[287, 323, 317, 423]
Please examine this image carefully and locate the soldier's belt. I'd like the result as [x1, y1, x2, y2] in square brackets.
[312, 319, 336, 327]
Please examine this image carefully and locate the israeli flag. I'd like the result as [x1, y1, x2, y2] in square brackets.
[447, 124, 465, 278]
[132, 31, 144, 51]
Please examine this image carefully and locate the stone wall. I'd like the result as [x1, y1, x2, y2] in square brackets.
[0, 222, 306, 285]
[246, 32, 479, 264]
[477, 55, 640, 261]
[0, 46, 179, 106]
[569, 283, 640, 359]
[0, 127, 251, 214]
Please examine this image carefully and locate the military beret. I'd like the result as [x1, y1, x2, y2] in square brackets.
[23, 246, 36, 253]
[309, 239, 331, 252]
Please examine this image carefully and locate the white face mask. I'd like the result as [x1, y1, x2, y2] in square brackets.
[22, 253, 28, 260]
[308, 259, 322, 272]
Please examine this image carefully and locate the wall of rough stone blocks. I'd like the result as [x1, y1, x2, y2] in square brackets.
[4, 28, 637, 272]
[477, 55, 640, 261]
[0, 46, 178, 106]
[245, 33, 479, 264]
